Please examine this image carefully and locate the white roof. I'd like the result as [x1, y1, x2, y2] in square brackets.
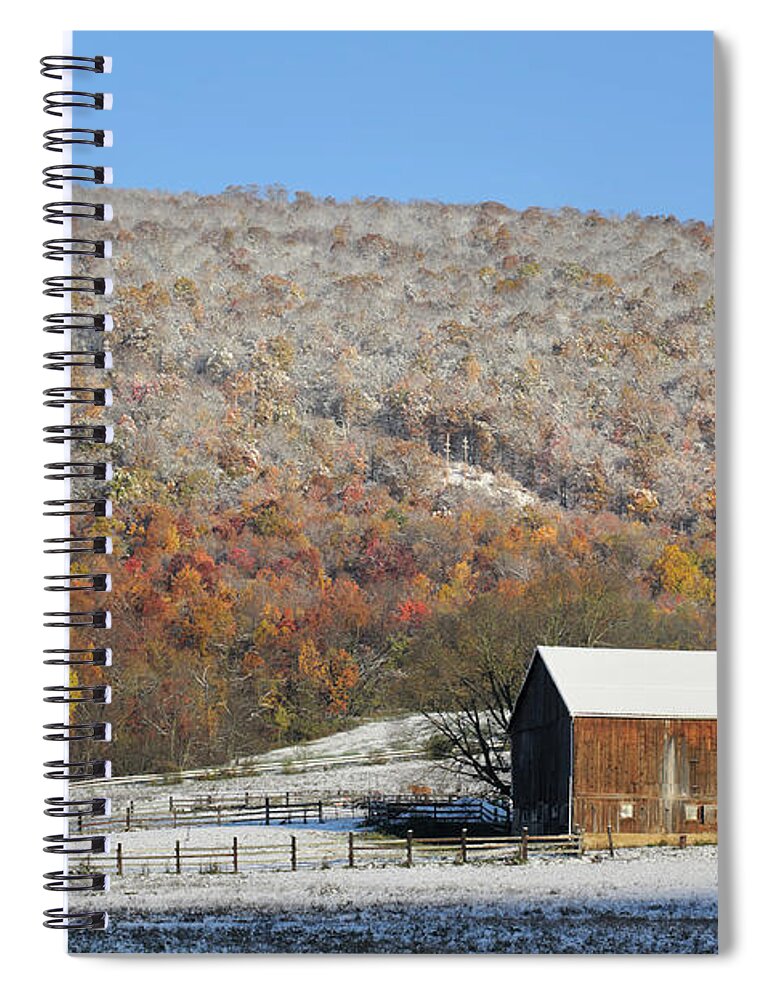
[533, 646, 717, 719]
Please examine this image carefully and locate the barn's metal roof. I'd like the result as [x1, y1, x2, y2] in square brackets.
[533, 646, 717, 719]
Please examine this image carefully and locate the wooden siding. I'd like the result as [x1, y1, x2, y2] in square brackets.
[571, 716, 717, 835]
[510, 653, 572, 834]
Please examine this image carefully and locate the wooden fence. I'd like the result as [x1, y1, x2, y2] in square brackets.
[78, 797, 341, 833]
[77, 792, 510, 834]
[167, 790, 349, 813]
[83, 828, 582, 877]
[366, 795, 511, 831]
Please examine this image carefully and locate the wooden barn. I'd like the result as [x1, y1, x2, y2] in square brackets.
[510, 646, 717, 836]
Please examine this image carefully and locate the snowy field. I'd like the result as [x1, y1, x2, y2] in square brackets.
[71, 717, 718, 953]
[91, 715, 467, 812]
[70, 846, 718, 953]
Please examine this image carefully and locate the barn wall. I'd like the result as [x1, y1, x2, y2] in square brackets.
[571, 716, 718, 835]
[510, 654, 572, 834]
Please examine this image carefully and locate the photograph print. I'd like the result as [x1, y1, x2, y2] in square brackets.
[65, 29, 716, 953]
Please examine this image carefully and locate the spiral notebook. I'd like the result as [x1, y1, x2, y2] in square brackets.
[42, 30, 717, 954]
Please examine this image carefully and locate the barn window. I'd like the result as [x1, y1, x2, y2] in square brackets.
[619, 802, 634, 819]
[685, 804, 699, 822]
[689, 759, 700, 793]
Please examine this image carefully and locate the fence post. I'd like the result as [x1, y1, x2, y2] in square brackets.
[117, 842, 123, 876]
[77, 812, 83, 833]
[217, 805, 222, 827]
[607, 824, 615, 858]
[291, 835, 297, 871]
[318, 800, 324, 824]
[245, 792, 250, 809]
[173, 808, 177, 829]
[125, 807, 131, 832]
[679, 834, 687, 849]
[461, 827, 468, 864]
[285, 791, 290, 806]
[521, 826, 529, 862]
[265, 796, 271, 826]
[406, 829, 413, 868]
[169, 795, 174, 813]
[233, 836, 239, 873]
[175, 840, 181, 875]
[348, 831, 355, 868]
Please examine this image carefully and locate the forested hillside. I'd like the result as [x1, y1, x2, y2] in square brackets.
[71, 187, 716, 774]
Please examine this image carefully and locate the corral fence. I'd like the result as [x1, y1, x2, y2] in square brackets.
[170, 790, 353, 813]
[366, 795, 512, 832]
[77, 795, 355, 833]
[82, 828, 582, 877]
[76, 791, 510, 834]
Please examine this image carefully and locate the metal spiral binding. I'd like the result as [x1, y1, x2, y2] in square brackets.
[44, 537, 111, 555]
[43, 648, 112, 666]
[43, 349, 113, 369]
[41, 55, 111, 79]
[43, 385, 112, 405]
[43, 238, 112, 260]
[43, 163, 113, 188]
[42, 53, 112, 933]
[43, 497, 112, 517]
[44, 687, 112, 705]
[45, 797, 110, 817]
[44, 610, 111, 628]
[44, 461, 113, 481]
[43, 128, 113, 152]
[44, 92, 113, 117]
[43, 312, 113, 335]
[44, 202, 113, 225]
[44, 428, 112, 446]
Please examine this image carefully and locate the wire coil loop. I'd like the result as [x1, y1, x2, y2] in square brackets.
[40, 55, 110, 79]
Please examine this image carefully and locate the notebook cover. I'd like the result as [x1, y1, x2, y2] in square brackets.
[64, 29, 717, 954]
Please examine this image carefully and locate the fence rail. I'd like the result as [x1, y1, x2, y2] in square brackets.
[78, 798, 342, 833]
[77, 792, 510, 834]
[366, 795, 511, 830]
[75, 746, 427, 789]
[168, 790, 354, 813]
[80, 828, 582, 877]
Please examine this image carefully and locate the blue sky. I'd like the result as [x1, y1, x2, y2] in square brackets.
[74, 31, 713, 221]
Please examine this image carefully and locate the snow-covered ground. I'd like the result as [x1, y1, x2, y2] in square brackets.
[250, 715, 434, 762]
[87, 715, 475, 812]
[70, 716, 718, 953]
[71, 846, 718, 954]
[446, 460, 536, 510]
